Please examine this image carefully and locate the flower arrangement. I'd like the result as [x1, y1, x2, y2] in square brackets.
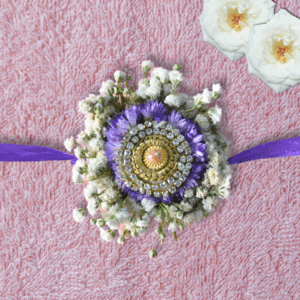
[200, 0, 300, 93]
[65, 61, 232, 258]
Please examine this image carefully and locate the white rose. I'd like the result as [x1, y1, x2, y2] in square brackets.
[164, 94, 183, 108]
[99, 79, 115, 96]
[64, 136, 75, 152]
[199, 0, 276, 61]
[169, 70, 183, 85]
[207, 106, 222, 125]
[246, 9, 300, 93]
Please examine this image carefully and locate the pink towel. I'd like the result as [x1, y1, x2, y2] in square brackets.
[0, 0, 299, 299]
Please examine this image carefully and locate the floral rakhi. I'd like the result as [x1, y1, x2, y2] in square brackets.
[1, 61, 300, 258]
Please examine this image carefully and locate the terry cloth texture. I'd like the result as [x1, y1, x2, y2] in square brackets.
[0, 0, 300, 299]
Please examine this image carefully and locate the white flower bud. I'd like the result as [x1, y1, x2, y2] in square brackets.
[73, 208, 86, 223]
[131, 229, 138, 237]
[74, 146, 85, 159]
[142, 60, 154, 74]
[114, 70, 126, 83]
[117, 236, 125, 244]
[149, 249, 157, 258]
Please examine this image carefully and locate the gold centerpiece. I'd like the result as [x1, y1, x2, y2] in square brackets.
[143, 145, 168, 170]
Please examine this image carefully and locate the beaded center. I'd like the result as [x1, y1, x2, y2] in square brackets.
[145, 147, 164, 165]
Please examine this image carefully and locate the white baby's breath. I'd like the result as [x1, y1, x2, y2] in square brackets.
[100, 80, 115, 96]
[169, 70, 183, 85]
[99, 228, 115, 242]
[64, 136, 76, 152]
[73, 208, 86, 223]
[152, 67, 170, 84]
[207, 106, 222, 125]
[164, 94, 182, 108]
[141, 198, 157, 212]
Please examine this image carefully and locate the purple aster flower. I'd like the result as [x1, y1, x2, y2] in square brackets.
[105, 100, 208, 205]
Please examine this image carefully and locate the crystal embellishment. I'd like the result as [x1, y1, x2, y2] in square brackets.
[138, 124, 145, 130]
[169, 187, 176, 194]
[167, 133, 174, 139]
[146, 128, 153, 135]
[167, 177, 175, 184]
[173, 129, 180, 136]
[130, 127, 138, 135]
[125, 181, 132, 187]
[124, 149, 131, 156]
[160, 129, 167, 135]
[132, 136, 139, 143]
[139, 132, 146, 139]
[180, 156, 186, 163]
[127, 142, 134, 149]
[144, 184, 151, 190]
[130, 174, 137, 180]
[160, 182, 167, 189]
[124, 134, 131, 141]
[177, 146, 184, 153]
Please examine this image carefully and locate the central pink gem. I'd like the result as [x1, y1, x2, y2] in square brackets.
[147, 148, 163, 164]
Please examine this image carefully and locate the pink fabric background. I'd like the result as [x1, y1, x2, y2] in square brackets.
[1, 0, 300, 299]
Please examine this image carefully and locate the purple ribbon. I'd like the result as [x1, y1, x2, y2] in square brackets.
[0, 143, 78, 165]
[1, 136, 300, 166]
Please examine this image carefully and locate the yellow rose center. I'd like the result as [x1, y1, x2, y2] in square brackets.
[274, 45, 291, 63]
[229, 13, 246, 31]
